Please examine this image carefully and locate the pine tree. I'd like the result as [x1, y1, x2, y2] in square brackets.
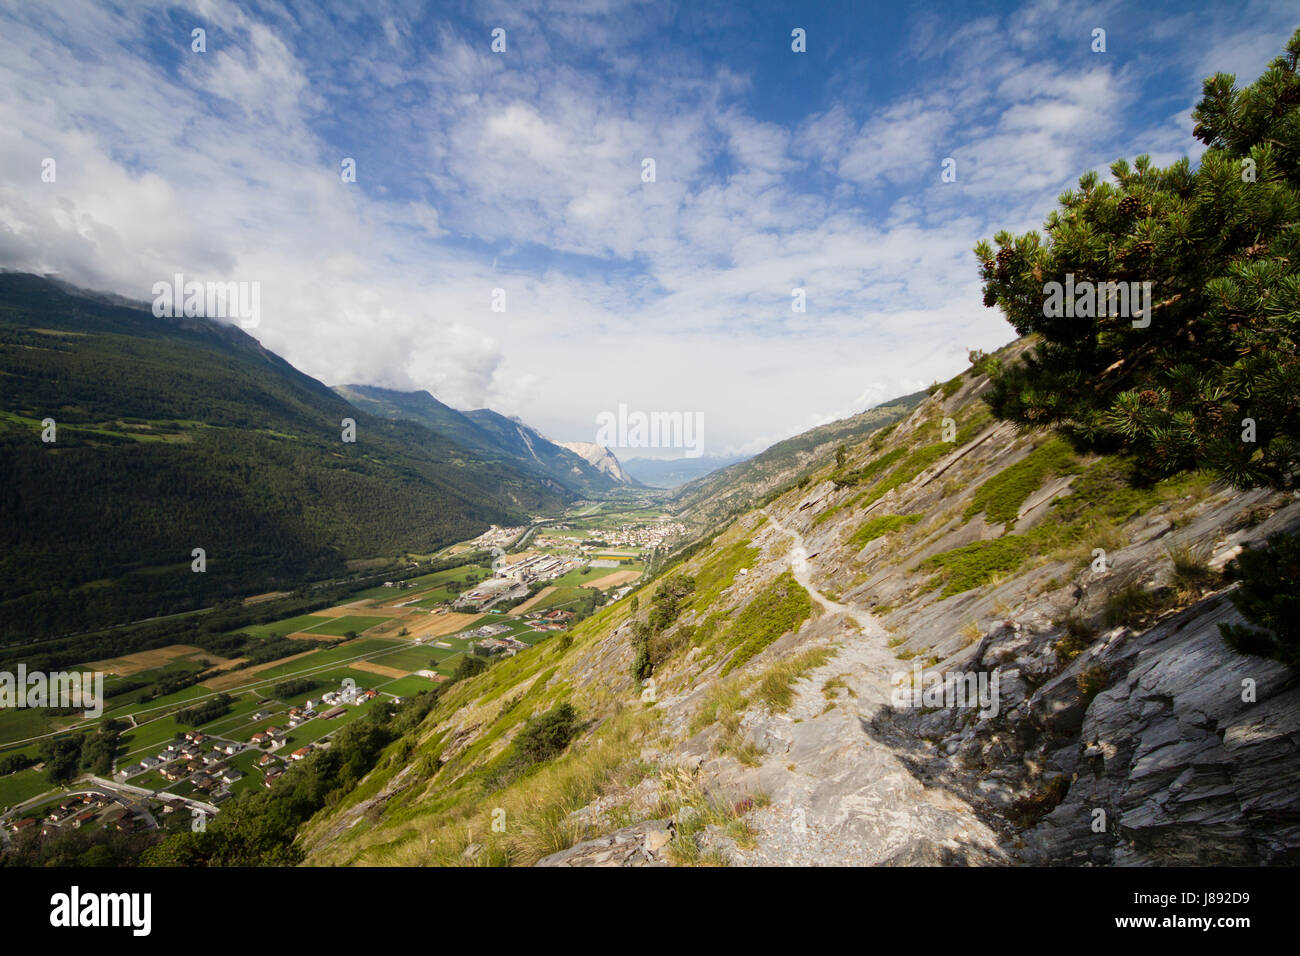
[976, 28, 1300, 490]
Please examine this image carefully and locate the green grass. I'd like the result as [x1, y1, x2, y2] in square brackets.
[303, 615, 391, 637]
[0, 767, 57, 808]
[964, 437, 1075, 530]
[917, 536, 1033, 597]
[232, 614, 329, 639]
[376, 675, 445, 697]
[848, 513, 922, 549]
[753, 647, 833, 713]
[719, 572, 814, 675]
[367, 644, 440, 672]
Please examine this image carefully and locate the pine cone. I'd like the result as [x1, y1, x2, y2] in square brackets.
[1139, 389, 1161, 406]
[1244, 241, 1269, 258]
[1118, 195, 1142, 216]
[1134, 240, 1155, 256]
[996, 246, 1014, 266]
[983, 288, 998, 308]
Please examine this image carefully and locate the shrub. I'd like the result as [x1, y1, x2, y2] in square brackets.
[1102, 583, 1166, 628]
[1219, 531, 1300, 667]
[1053, 614, 1096, 662]
[1011, 776, 1070, 828]
[512, 703, 579, 766]
[1076, 665, 1108, 702]
[1167, 540, 1219, 598]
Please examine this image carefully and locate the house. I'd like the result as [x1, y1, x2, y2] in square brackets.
[10, 817, 36, 832]
[184, 731, 205, 744]
[258, 753, 278, 768]
[290, 747, 311, 761]
[264, 771, 282, 787]
[321, 705, 346, 720]
[266, 726, 283, 738]
[222, 769, 245, 784]
[100, 806, 128, 826]
[252, 710, 271, 721]
[250, 732, 269, 744]
[139, 756, 162, 770]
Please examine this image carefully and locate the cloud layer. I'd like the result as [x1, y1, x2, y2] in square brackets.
[1, 0, 1295, 456]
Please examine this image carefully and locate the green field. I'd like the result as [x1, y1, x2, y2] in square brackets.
[0, 767, 57, 809]
[376, 675, 444, 697]
[302, 616, 391, 637]
[234, 614, 330, 639]
[369, 644, 441, 672]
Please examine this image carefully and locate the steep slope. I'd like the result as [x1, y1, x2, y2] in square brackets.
[669, 389, 927, 528]
[0, 274, 568, 641]
[335, 386, 624, 497]
[464, 408, 636, 493]
[331, 385, 505, 460]
[299, 339, 1299, 867]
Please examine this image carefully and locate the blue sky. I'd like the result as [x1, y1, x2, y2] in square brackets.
[1, 0, 1296, 457]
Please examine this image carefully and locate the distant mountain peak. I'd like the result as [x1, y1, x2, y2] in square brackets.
[558, 441, 634, 484]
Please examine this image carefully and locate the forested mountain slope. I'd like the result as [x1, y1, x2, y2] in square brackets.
[0, 274, 568, 641]
[334, 385, 625, 496]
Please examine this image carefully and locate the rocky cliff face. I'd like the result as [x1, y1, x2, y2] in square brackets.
[559, 441, 635, 484]
[300, 343, 1299, 867]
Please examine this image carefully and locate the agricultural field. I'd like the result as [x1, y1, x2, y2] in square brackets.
[297, 615, 391, 637]
[0, 552, 585, 814]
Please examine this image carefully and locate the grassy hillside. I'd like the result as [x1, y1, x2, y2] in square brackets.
[284, 338, 1295, 867]
[0, 274, 569, 641]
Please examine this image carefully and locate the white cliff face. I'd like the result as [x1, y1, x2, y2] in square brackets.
[559, 441, 633, 484]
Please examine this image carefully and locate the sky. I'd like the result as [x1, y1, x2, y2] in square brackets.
[1, 0, 1296, 460]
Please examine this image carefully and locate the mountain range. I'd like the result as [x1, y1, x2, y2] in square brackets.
[0, 275, 610, 640]
[331, 385, 638, 496]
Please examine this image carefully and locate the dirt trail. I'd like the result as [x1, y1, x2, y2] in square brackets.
[700, 513, 1008, 865]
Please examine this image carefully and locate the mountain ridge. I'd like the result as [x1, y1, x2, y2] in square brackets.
[0, 273, 570, 640]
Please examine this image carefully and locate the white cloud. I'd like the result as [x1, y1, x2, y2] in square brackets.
[0, 0, 1293, 458]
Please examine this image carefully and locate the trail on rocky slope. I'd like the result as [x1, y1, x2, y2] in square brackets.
[687, 512, 1009, 865]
